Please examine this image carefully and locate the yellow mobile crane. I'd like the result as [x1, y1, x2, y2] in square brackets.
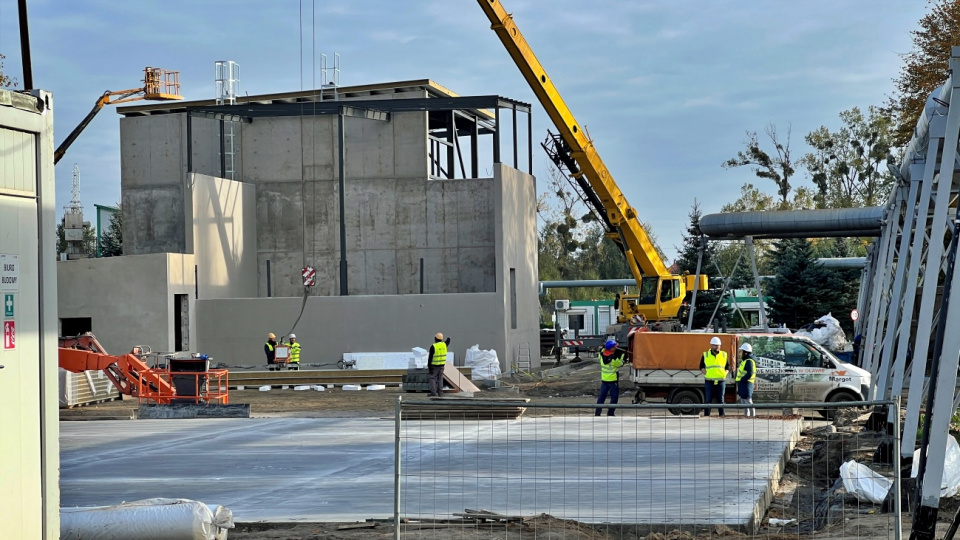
[477, 0, 707, 327]
[54, 67, 182, 164]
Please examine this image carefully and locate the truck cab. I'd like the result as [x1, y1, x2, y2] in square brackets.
[739, 333, 870, 405]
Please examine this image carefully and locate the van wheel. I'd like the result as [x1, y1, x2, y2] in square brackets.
[669, 390, 702, 416]
[819, 390, 858, 419]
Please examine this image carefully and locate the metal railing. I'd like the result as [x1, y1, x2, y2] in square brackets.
[393, 398, 901, 539]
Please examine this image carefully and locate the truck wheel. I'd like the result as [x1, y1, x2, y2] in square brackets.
[669, 390, 702, 416]
[818, 390, 858, 420]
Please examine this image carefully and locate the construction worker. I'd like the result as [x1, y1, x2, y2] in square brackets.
[265, 332, 278, 371]
[699, 336, 730, 417]
[428, 332, 451, 397]
[736, 342, 757, 417]
[286, 334, 301, 370]
[595, 339, 626, 417]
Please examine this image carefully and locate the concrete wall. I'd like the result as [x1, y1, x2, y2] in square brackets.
[120, 114, 188, 255]
[196, 294, 503, 368]
[189, 173, 257, 299]
[57, 253, 196, 354]
[495, 164, 541, 370]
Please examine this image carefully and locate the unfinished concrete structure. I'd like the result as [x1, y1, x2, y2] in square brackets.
[57, 81, 541, 371]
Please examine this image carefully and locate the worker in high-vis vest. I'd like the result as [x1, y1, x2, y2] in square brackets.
[286, 334, 301, 371]
[428, 332, 452, 397]
[595, 339, 627, 417]
[736, 342, 757, 417]
[265, 332, 279, 371]
[699, 336, 731, 417]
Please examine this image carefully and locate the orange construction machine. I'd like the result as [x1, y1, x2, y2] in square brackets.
[58, 333, 229, 405]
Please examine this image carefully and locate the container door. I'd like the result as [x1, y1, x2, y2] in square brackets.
[0, 177, 43, 535]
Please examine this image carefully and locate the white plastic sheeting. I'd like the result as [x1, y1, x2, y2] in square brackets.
[61, 498, 233, 540]
[840, 460, 893, 504]
[343, 350, 454, 370]
[912, 436, 960, 498]
[794, 313, 849, 352]
[465, 345, 501, 380]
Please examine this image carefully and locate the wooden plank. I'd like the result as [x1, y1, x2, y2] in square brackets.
[442, 363, 481, 393]
[337, 522, 379, 530]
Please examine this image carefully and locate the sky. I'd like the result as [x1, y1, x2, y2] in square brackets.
[0, 0, 930, 262]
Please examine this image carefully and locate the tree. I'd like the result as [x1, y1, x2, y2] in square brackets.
[722, 124, 797, 209]
[673, 202, 731, 329]
[100, 205, 123, 257]
[886, 0, 960, 147]
[0, 53, 17, 89]
[765, 238, 859, 334]
[800, 106, 896, 208]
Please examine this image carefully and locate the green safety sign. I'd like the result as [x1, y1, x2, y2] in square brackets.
[3, 294, 12, 317]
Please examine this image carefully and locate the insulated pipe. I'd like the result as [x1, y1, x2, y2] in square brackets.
[900, 72, 953, 181]
[815, 257, 867, 269]
[699, 207, 884, 239]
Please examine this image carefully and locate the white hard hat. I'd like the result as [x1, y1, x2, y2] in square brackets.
[709, 337, 722, 346]
[740, 343, 753, 353]
[289, 334, 296, 339]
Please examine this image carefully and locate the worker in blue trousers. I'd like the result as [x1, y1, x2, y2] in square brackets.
[596, 339, 627, 417]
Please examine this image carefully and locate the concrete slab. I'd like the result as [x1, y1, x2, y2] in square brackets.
[60, 416, 798, 530]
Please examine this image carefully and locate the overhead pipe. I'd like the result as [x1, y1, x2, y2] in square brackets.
[699, 207, 885, 239]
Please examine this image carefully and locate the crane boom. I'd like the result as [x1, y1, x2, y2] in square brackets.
[477, 0, 706, 324]
[477, 0, 667, 279]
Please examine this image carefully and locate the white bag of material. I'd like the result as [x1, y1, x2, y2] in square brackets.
[840, 460, 892, 504]
[293, 385, 311, 391]
[61, 497, 233, 540]
[366, 384, 386, 391]
[258, 385, 271, 392]
[342, 384, 361, 391]
[464, 345, 501, 380]
[411, 347, 428, 369]
[912, 435, 960, 498]
[795, 313, 849, 352]
[312, 385, 325, 391]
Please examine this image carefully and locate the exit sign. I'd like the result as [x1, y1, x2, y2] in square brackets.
[3, 294, 12, 317]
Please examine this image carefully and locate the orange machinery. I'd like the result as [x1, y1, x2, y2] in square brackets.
[58, 333, 228, 405]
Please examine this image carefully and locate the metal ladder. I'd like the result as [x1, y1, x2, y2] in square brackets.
[516, 342, 532, 372]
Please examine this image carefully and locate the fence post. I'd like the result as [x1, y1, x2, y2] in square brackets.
[394, 395, 402, 540]
[894, 396, 902, 540]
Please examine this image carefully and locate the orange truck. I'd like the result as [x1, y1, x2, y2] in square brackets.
[627, 331, 871, 416]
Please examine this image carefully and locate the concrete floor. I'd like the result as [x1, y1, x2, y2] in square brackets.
[60, 416, 800, 528]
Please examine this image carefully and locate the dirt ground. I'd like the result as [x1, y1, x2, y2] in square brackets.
[61, 360, 957, 539]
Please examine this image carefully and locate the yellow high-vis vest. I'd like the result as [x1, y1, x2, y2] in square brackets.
[736, 357, 756, 383]
[431, 341, 447, 365]
[703, 350, 728, 381]
[289, 342, 301, 363]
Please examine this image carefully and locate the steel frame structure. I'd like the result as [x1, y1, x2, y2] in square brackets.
[857, 47, 960, 539]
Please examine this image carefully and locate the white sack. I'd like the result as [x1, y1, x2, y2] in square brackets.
[464, 345, 501, 380]
[258, 385, 271, 392]
[342, 384, 361, 391]
[840, 460, 892, 504]
[61, 498, 233, 540]
[795, 313, 849, 352]
[912, 436, 960, 498]
[366, 384, 386, 391]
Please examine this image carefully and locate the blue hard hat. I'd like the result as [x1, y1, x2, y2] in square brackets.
[604, 339, 617, 350]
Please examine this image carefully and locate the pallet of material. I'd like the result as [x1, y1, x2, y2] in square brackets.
[400, 397, 529, 420]
[59, 368, 120, 408]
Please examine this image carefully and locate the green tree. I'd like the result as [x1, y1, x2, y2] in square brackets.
[100, 205, 123, 257]
[0, 53, 17, 89]
[886, 0, 960, 147]
[766, 238, 859, 333]
[800, 106, 896, 208]
[722, 124, 797, 209]
[673, 202, 731, 329]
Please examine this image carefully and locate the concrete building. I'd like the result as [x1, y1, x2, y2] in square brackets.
[1, 88, 60, 538]
[58, 80, 542, 371]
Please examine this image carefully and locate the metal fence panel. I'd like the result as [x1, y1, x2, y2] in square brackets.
[395, 399, 901, 540]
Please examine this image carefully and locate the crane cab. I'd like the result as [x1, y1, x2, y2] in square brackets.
[616, 274, 708, 326]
